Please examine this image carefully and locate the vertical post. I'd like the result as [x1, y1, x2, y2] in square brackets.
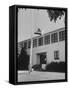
[29, 9, 33, 73]
[29, 37, 33, 72]
[29, 9, 42, 73]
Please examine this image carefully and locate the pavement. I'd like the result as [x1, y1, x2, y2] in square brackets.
[18, 70, 65, 82]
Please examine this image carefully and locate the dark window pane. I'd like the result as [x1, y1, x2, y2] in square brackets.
[44, 35, 50, 45]
[28, 40, 31, 48]
[54, 51, 59, 60]
[24, 41, 27, 49]
[33, 39, 37, 48]
[51, 33, 58, 43]
[38, 37, 43, 46]
[59, 31, 65, 41]
[18, 42, 23, 55]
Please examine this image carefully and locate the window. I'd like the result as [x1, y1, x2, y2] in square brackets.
[51, 33, 58, 43]
[33, 39, 37, 48]
[28, 40, 31, 48]
[38, 37, 43, 46]
[18, 42, 23, 48]
[44, 35, 50, 45]
[24, 41, 27, 49]
[54, 51, 59, 60]
[59, 30, 65, 41]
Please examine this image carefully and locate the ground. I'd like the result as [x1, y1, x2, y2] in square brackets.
[18, 70, 65, 82]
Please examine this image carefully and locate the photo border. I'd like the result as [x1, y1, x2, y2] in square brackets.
[15, 5, 67, 85]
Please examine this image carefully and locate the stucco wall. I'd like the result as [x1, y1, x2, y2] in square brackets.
[26, 40, 65, 66]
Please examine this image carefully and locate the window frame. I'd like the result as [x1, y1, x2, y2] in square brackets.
[51, 32, 58, 43]
[23, 41, 27, 49]
[38, 37, 43, 46]
[28, 40, 31, 48]
[54, 51, 59, 60]
[44, 34, 50, 45]
[33, 38, 37, 48]
[59, 30, 65, 41]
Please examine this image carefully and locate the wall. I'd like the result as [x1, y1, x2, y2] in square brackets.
[31, 40, 65, 65]
[25, 29, 65, 66]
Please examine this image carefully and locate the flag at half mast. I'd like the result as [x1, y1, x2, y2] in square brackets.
[34, 28, 42, 36]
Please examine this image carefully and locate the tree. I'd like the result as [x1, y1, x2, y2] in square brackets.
[47, 9, 65, 22]
[18, 47, 29, 70]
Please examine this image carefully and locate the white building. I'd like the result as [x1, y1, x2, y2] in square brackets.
[18, 27, 65, 67]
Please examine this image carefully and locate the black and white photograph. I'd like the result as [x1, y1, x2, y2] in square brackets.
[17, 6, 67, 83]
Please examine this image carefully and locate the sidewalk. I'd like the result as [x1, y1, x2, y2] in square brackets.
[18, 70, 65, 82]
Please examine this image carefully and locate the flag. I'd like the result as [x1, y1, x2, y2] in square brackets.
[34, 28, 42, 36]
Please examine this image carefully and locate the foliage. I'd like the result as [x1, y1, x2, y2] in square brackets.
[32, 62, 65, 72]
[46, 62, 65, 72]
[18, 47, 29, 70]
[47, 10, 65, 22]
[32, 64, 42, 71]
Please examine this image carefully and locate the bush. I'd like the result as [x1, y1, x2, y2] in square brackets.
[32, 64, 42, 71]
[46, 62, 65, 73]
[18, 47, 29, 70]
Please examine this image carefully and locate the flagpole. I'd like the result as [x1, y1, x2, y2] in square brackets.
[29, 9, 33, 73]
[29, 35, 33, 72]
[29, 9, 42, 73]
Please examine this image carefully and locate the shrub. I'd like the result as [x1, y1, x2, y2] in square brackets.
[18, 47, 29, 70]
[32, 64, 42, 71]
[46, 62, 65, 73]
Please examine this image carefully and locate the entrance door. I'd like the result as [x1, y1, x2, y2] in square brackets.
[40, 53, 47, 65]
[37, 52, 47, 65]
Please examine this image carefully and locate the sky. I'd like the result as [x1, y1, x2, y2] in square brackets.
[18, 8, 65, 42]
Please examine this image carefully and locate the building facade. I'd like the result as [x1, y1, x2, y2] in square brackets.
[18, 27, 65, 66]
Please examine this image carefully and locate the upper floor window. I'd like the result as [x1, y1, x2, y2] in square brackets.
[33, 39, 37, 48]
[24, 41, 27, 49]
[28, 40, 31, 48]
[38, 37, 43, 46]
[51, 33, 58, 43]
[44, 35, 50, 45]
[54, 51, 59, 60]
[18, 42, 23, 48]
[59, 30, 65, 41]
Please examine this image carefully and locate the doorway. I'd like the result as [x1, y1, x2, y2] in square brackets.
[37, 52, 47, 65]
